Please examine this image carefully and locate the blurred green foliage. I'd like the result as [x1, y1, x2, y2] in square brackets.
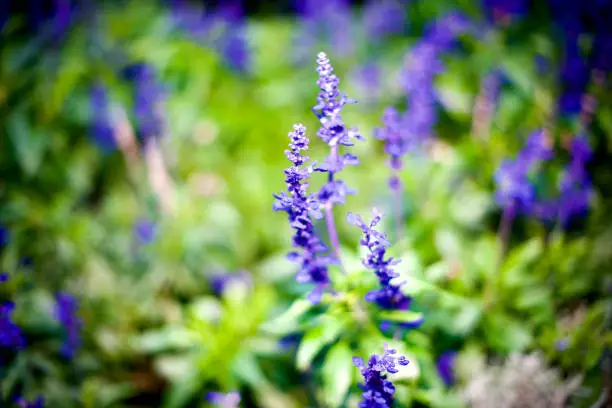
[1, 1, 611, 407]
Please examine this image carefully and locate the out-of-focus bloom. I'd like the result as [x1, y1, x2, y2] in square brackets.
[481, 0, 528, 23]
[348, 210, 422, 328]
[125, 64, 166, 141]
[134, 218, 157, 245]
[293, 0, 354, 60]
[218, 23, 249, 72]
[14, 396, 45, 408]
[494, 130, 553, 213]
[273, 124, 333, 303]
[437, 351, 457, 386]
[0, 224, 9, 248]
[353, 344, 409, 408]
[210, 270, 252, 296]
[90, 83, 116, 152]
[206, 391, 241, 408]
[0, 301, 25, 350]
[557, 135, 593, 225]
[313, 52, 363, 205]
[1, 273, 25, 350]
[362, 0, 406, 41]
[352, 62, 381, 105]
[54, 292, 82, 359]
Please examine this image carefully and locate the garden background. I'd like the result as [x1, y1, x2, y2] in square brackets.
[1, 0, 611, 407]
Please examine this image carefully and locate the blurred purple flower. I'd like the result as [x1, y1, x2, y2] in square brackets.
[557, 135, 593, 225]
[353, 344, 409, 408]
[218, 23, 249, 72]
[273, 124, 333, 303]
[353, 62, 381, 104]
[54, 292, 82, 359]
[134, 218, 157, 245]
[362, 0, 406, 41]
[555, 337, 570, 351]
[125, 64, 166, 141]
[0, 224, 9, 248]
[293, 0, 354, 60]
[210, 270, 252, 296]
[206, 391, 241, 408]
[90, 83, 116, 152]
[0, 301, 25, 350]
[495, 130, 553, 213]
[482, 0, 528, 23]
[14, 396, 45, 408]
[437, 351, 457, 386]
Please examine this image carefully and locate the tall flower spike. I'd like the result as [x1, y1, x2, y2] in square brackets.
[54, 292, 82, 359]
[313, 52, 363, 266]
[273, 124, 334, 303]
[353, 344, 409, 408]
[348, 210, 423, 329]
[557, 134, 593, 225]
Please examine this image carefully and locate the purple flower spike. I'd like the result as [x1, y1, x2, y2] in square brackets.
[557, 134, 594, 225]
[274, 124, 334, 303]
[134, 218, 157, 244]
[362, 0, 406, 41]
[348, 210, 419, 328]
[353, 344, 409, 408]
[54, 292, 82, 359]
[437, 351, 457, 386]
[206, 391, 241, 408]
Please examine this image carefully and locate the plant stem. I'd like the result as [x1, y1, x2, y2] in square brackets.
[324, 202, 344, 274]
[497, 204, 515, 272]
[391, 172, 405, 243]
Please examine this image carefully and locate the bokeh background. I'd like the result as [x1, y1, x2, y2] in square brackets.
[1, 0, 611, 407]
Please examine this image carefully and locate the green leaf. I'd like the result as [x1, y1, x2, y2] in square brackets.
[449, 302, 482, 335]
[260, 299, 312, 335]
[162, 359, 205, 408]
[322, 341, 353, 408]
[484, 314, 532, 353]
[378, 310, 424, 326]
[296, 317, 344, 371]
[7, 111, 48, 176]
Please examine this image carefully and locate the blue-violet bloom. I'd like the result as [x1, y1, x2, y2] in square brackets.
[437, 351, 457, 386]
[54, 292, 82, 359]
[353, 343, 409, 408]
[206, 391, 241, 408]
[273, 124, 334, 303]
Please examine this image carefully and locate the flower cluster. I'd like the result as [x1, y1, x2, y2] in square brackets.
[378, 13, 469, 190]
[205, 391, 241, 408]
[0, 273, 25, 350]
[362, 0, 406, 41]
[313, 52, 363, 206]
[353, 344, 409, 408]
[348, 211, 422, 329]
[54, 292, 82, 359]
[14, 396, 45, 408]
[125, 63, 166, 142]
[494, 129, 553, 213]
[556, 135, 593, 225]
[90, 83, 116, 152]
[273, 124, 333, 303]
[437, 351, 457, 386]
[293, 0, 353, 61]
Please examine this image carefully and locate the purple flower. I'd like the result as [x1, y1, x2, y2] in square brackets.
[90, 83, 116, 152]
[0, 224, 9, 248]
[54, 292, 82, 359]
[436, 351, 457, 386]
[218, 23, 249, 72]
[125, 64, 166, 141]
[293, 0, 354, 61]
[482, 0, 528, 23]
[494, 129, 553, 213]
[362, 0, 406, 41]
[210, 270, 252, 296]
[313, 52, 363, 205]
[206, 391, 241, 408]
[0, 301, 25, 350]
[353, 344, 409, 408]
[348, 210, 420, 329]
[555, 337, 570, 351]
[134, 218, 157, 244]
[14, 396, 45, 408]
[273, 124, 333, 303]
[557, 136, 594, 225]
